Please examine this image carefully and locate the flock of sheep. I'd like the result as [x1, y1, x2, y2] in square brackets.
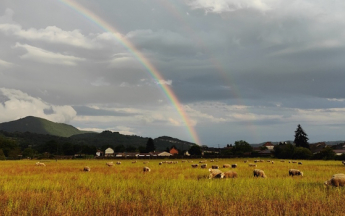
[35, 159, 345, 187]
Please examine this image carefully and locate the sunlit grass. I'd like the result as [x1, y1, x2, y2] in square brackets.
[0, 159, 344, 215]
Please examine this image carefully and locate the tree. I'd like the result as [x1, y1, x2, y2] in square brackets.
[232, 140, 253, 155]
[0, 149, 6, 160]
[273, 143, 295, 159]
[313, 147, 335, 160]
[22, 148, 35, 159]
[146, 138, 155, 152]
[292, 147, 312, 159]
[294, 124, 310, 149]
[189, 145, 202, 155]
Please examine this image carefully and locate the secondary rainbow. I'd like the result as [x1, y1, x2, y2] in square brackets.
[58, 0, 201, 145]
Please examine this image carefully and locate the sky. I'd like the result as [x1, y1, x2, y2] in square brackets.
[0, 0, 345, 147]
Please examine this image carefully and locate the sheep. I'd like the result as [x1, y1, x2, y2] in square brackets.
[199, 161, 206, 163]
[267, 160, 271, 162]
[231, 164, 237, 168]
[223, 164, 231, 168]
[289, 169, 303, 177]
[253, 169, 267, 178]
[159, 162, 162, 165]
[292, 161, 297, 163]
[324, 173, 345, 187]
[143, 161, 149, 164]
[342, 161, 345, 165]
[208, 168, 224, 179]
[271, 161, 274, 164]
[191, 164, 199, 168]
[259, 160, 264, 162]
[83, 166, 91, 172]
[201, 164, 207, 169]
[181, 160, 186, 163]
[248, 163, 257, 167]
[289, 160, 291, 163]
[35, 162, 46, 166]
[211, 165, 219, 169]
[298, 162, 302, 165]
[210, 160, 214, 162]
[244, 160, 248, 163]
[106, 162, 114, 166]
[188, 161, 193, 163]
[143, 167, 151, 172]
[280, 160, 285, 162]
[116, 161, 121, 165]
[132, 161, 137, 163]
[224, 170, 238, 178]
[173, 161, 178, 164]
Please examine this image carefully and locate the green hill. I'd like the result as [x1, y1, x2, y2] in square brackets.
[0, 116, 95, 137]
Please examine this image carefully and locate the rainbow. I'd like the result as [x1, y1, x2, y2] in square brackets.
[58, 0, 201, 145]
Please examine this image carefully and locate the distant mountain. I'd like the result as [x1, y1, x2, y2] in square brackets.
[154, 136, 195, 151]
[0, 116, 95, 137]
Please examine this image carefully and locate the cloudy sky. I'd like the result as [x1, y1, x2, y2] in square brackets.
[1, 0, 345, 146]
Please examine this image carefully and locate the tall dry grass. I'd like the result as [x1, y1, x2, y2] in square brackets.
[0, 159, 344, 215]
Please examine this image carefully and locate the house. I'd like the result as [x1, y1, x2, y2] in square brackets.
[333, 150, 345, 156]
[105, 148, 114, 157]
[309, 142, 327, 154]
[184, 151, 190, 156]
[96, 150, 104, 157]
[262, 142, 275, 150]
[157, 151, 172, 157]
[169, 147, 179, 155]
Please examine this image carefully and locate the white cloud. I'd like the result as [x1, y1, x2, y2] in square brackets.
[91, 77, 110, 87]
[0, 88, 77, 123]
[0, 8, 14, 23]
[327, 98, 345, 102]
[187, 0, 272, 13]
[0, 23, 98, 49]
[14, 43, 85, 66]
[0, 59, 14, 68]
[156, 79, 172, 86]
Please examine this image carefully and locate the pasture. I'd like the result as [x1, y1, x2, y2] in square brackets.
[0, 159, 344, 215]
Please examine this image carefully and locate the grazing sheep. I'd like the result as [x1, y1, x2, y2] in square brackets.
[210, 160, 214, 162]
[199, 161, 206, 163]
[267, 160, 271, 162]
[83, 166, 91, 172]
[324, 173, 345, 187]
[159, 162, 162, 165]
[253, 169, 267, 178]
[259, 160, 264, 162]
[248, 163, 257, 167]
[254, 160, 258, 163]
[181, 160, 186, 163]
[143, 161, 149, 164]
[132, 161, 137, 163]
[271, 161, 274, 164]
[342, 161, 345, 165]
[280, 160, 285, 162]
[208, 168, 224, 179]
[106, 162, 114, 166]
[143, 167, 151, 172]
[35, 162, 46, 166]
[292, 161, 297, 163]
[289, 169, 303, 177]
[201, 164, 207, 169]
[224, 170, 238, 178]
[223, 164, 231, 168]
[298, 162, 302, 165]
[231, 164, 237, 168]
[211, 165, 219, 169]
[191, 164, 199, 168]
[116, 161, 121, 165]
[188, 161, 193, 163]
[173, 161, 178, 164]
[244, 160, 248, 163]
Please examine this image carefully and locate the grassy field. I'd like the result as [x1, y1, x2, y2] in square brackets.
[0, 159, 344, 216]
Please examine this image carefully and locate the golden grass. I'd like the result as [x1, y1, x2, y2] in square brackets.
[0, 159, 344, 215]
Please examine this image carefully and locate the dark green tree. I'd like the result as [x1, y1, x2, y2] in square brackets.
[125, 145, 137, 152]
[292, 147, 313, 159]
[22, 148, 35, 159]
[188, 145, 202, 155]
[232, 140, 253, 155]
[0, 149, 6, 160]
[115, 145, 126, 152]
[146, 138, 155, 152]
[138, 146, 147, 153]
[273, 143, 295, 159]
[294, 124, 310, 149]
[313, 147, 335, 160]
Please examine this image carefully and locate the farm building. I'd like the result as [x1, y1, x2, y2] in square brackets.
[105, 148, 114, 157]
[169, 147, 179, 155]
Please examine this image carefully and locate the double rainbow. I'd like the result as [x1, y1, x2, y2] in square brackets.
[59, 0, 201, 145]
